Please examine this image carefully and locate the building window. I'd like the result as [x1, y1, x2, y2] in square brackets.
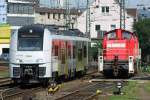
[111, 24, 116, 30]
[97, 30, 106, 39]
[101, 6, 109, 13]
[53, 13, 56, 19]
[106, 6, 109, 13]
[40, 12, 45, 15]
[63, 14, 66, 19]
[2, 18, 5, 21]
[7, 3, 34, 14]
[102, 7, 105, 13]
[2, 48, 9, 54]
[48, 13, 50, 19]
[58, 13, 61, 19]
[95, 25, 101, 31]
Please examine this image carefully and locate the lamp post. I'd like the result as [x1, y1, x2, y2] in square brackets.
[114, 81, 123, 95]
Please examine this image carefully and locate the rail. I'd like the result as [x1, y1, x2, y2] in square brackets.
[56, 82, 114, 100]
[1, 86, 43, 100]
[0, 78, 12, 87]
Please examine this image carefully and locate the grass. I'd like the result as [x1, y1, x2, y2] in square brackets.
[144, 82, 150, 93]
[0, 70, 9, 78]
[109, 81, 139, 100]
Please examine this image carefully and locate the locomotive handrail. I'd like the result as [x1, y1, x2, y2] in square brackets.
[99, 48, 140, 57]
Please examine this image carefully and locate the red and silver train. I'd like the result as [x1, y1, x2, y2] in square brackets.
[9, 25, 90, 85]
[98, 29, 141, 77]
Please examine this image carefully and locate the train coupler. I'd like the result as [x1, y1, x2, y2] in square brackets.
[113, 68, 119, 77]
[113, 55, 119, 77]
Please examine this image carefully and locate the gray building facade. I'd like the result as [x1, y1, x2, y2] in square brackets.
[6, 0, 38, 31]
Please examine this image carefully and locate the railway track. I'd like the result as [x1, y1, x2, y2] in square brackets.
[55, 82, 114, 100]
[1, 85, 44, 100]
[0, 78, 12, 87]
[0, 61, 9, 66]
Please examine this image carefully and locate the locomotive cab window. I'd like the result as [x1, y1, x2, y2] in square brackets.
[107, 31, 116, 39]
[122, 31, 132, 39]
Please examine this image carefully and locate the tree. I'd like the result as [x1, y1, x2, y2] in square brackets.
[133, 18, 150, 60]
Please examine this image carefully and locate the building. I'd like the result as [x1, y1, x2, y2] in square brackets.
[7, 0, 38, 32]
[0, 0, 38, 60]
[126, 8, 138, 22]
[0, 24, 11, 60]
[138, 9, 150, 19]
[77, 0, 136, 40]
[35, 7, 82, 29]
[0, 0, 7, 24]
[0, 0, 8, 60]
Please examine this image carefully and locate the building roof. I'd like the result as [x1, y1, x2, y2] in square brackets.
[7, 0, 39, 4]
[13, 0, 39, 3]
[35, 7, 82, 15]
[126, 8, 137, 18]
[138, 9, 150, 18]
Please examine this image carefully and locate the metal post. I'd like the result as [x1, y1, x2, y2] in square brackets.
[65, 0, 71, 30]
[86, 0, 90, 38]
[120, 0, 126, 29]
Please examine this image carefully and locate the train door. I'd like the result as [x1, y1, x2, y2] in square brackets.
[67, 41, 74, 78]
[72, 41, 77, 76]
[83, 42, 88, 70]
[76, 41, 84, 72]
[52, 39, 60, 77]
[60, 40, 67, 76]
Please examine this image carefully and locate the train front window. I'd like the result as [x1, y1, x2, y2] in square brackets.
[107, 32, 116, 39]
[122, 31, 132, 39]
[18, 37, 43, 51]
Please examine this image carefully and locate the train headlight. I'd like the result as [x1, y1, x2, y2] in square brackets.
[36, 59, 43, 63]
[16, 59, 22, 63]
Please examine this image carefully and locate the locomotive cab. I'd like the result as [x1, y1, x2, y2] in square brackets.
[98, 29, 140, 77]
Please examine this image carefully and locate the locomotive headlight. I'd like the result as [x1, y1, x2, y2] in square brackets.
[36, 59, 43, 63]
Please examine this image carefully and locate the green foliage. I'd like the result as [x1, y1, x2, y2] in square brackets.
[133, 18, 150, 57]
[141, 65, 150, 72]
[144, 82, 150, 93]
[90, 40, 102, 60]
[94, 40, 102, 49]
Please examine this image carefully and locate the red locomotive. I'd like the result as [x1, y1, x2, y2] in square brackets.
[98, 29, 141, 77]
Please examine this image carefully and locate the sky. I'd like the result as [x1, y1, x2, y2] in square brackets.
[40, 0, 150, 8]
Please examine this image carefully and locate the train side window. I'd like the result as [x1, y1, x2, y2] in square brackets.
[84, 45, 86, 57]
[107, 32, 116, 39]
[73, 46, 76, 58]
[68, 46, 71, 58]
[78, 48, 82, 61]
[122, 31, 132, 39]
[61, 48, 66, 64]
[54, 46, 58, 56]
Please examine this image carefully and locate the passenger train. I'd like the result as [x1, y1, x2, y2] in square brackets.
[9, 25, 90, 85]
[98, 29, 141, 77]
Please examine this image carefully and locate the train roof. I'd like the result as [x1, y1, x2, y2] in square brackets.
[19, 24, 87, 38]
[105, 29, 136, 35]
